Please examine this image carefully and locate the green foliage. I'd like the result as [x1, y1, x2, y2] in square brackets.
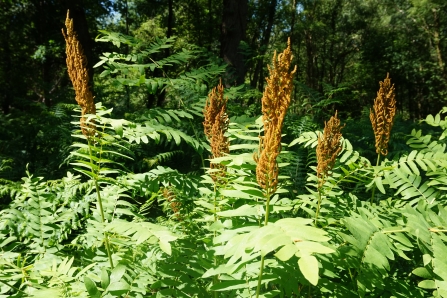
[0, 103, 74, 181]
[4, 26, 447, 297]
[93, 31, 226, 113]
[3, 102, 447, 297]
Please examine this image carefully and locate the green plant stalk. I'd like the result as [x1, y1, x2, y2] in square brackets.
[255, 186, 272, 298]
[0, 279, 27, 295]
[315, 173, 325, 226]
[30, 182, 45, 252]
[382, 229, 406, 234]
[245, 264, 253, 298]
[87, 137, 114, 269]
[213, 183, 219, 298]
[315, 188, 323, 226]
[429, 228, 447, 233]
[370, 153, 381, 204]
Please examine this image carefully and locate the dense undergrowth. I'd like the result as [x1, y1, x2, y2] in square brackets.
[2, 19, 447, 298]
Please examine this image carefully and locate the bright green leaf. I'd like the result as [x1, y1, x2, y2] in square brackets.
[298, 255, 319, 286]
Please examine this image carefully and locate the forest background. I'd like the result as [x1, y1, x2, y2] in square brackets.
[1, 0, 446, 179]
[0, 0, 447, 180]
[1, 0, 447, 297]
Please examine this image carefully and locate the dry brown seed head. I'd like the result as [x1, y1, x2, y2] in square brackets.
[62, 10, 96, 137]
[370, 73, 396, 156]
[203, 80, 229, 182]
[255, 38, 296, 192]
[316, 111, 344, 187]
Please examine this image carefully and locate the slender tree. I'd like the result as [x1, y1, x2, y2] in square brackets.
[221, 0, 248, 86]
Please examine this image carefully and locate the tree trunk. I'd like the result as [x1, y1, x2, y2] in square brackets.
[1, 30, 11, 114]
[432, 8, 446, 82]
[220, 0, 248, 86]
[250, 0, 277, 92]
[290, 0, 298, 43]
[157, 0, 174, 107]
[208, 0, 213, 51]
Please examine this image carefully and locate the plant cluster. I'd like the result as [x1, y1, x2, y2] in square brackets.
[2, 18, 447, 298]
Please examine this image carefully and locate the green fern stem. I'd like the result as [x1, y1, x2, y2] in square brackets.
[315, 172, 326, 226]
[370, 153, 381, 204]
[30, 182, 46, 252]
[213, 184, 219, 298]
[0, 279, 27, 295]
[255, 187, 272, 298]
[256, 255, 267, 298]
[87, 137, 114, 269]
[315, 187, 323, 226]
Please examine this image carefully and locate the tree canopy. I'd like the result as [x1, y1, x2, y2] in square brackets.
[0, 0, 445, 117]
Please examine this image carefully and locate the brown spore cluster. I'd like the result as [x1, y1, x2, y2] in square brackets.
[316, 111, 344, 187]
[62, 10, 96, 137]
[254, 38, 296, 192]
[370, 73, 396, 156]
[203, 80, 230, 182]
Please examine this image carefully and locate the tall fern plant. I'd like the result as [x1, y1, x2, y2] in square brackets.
[253, 39, 296, 297]
[370, 73, 396, 203]
[315, 111, 343, 225]
[203, 80, 230, 296]
[62, 11, 132, 269]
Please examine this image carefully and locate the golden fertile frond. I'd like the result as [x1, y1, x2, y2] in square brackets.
[316, 111, 344, 187]
[254, 38, 297, 192]
[370, 73, 396, 156]
[203, 80, 229, 181]
[62, 10, 95, 137]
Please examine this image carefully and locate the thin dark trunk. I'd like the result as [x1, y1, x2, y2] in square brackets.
[1, 33, 11, 114]
[303, 1, 318, 90]
[157, 0, 174, 107]
[290, 0, 297, 43]
[208, 0, 213, 50]
[38, 0, 49, 106]
[124, 0, 130, 110]
[167, 0, 174, 40]
[221, 0, 248, 86]
[251, 0, 277, 92]
[432, 9, 446, 82]
[305, 30, 317, 89]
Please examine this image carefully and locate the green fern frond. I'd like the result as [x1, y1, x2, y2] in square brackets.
[339, 212, 398, 296]
[106, 220, 178, 255]
[143, 150, 184, 169]
[125, 120, 205, 154]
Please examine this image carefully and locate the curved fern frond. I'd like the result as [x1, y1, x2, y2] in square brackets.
[124, 120, 205, 154]
[143, 150, 184, 169]
[339, 213, 398, 296]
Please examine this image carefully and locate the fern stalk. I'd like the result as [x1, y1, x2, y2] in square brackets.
[254, 39, 295, 297]
[0, 279, 26, 295]
[315, 182, 324, 226]
[87, 138, 114, 269]
[256, 187, 272, 298]
[370, 153, 381, 204]
[212, 184, 219, 298]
